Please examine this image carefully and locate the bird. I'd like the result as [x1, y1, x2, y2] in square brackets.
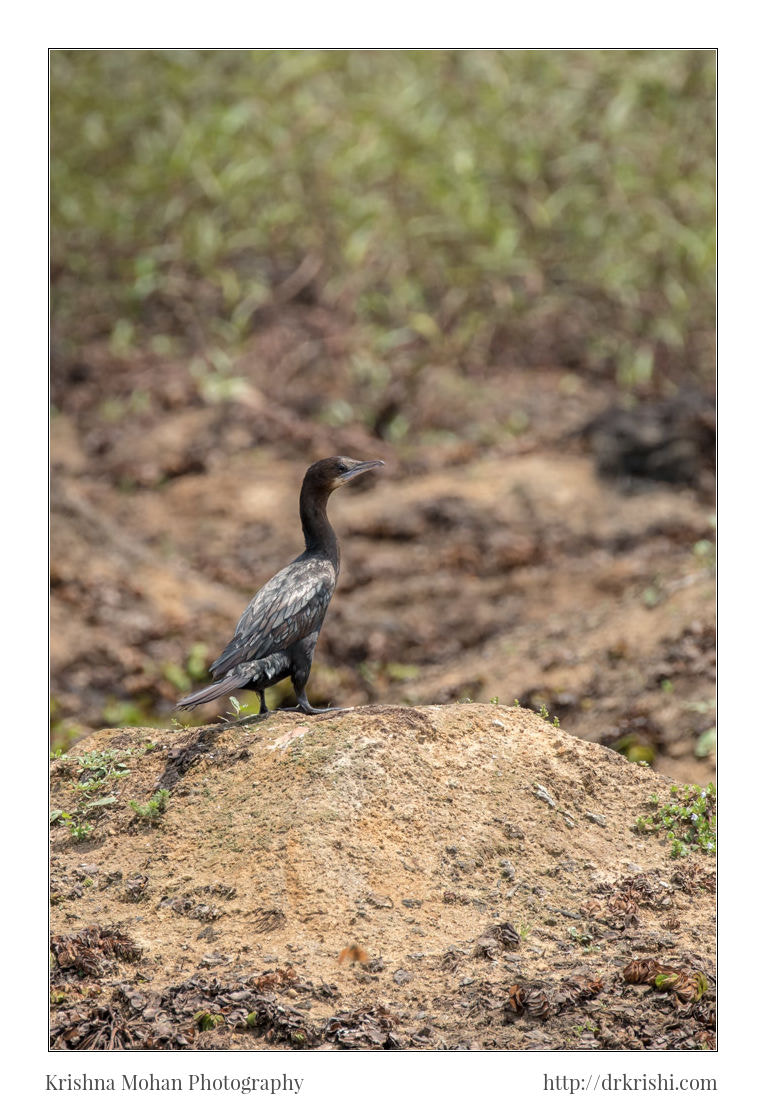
[176, 456, 384, 717]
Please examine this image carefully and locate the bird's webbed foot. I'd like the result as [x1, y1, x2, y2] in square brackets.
[278, 696, 342, 716]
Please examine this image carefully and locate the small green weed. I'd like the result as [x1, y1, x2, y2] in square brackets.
[194, 1011, 224, 1031]
[129, 789, 170, 823]
[535, 703, 560, 726]
[635, 783, 716, 858]
[567, 926, 601, 953]
[75, 749, 132, 771]
[220, 694, 263, 720]
[60, 749, 134, 799]
[228, 696, 246, 717]
[50, 747, 143, 838]
[568, 925, 592, 946]
[52, 812, 94, 841]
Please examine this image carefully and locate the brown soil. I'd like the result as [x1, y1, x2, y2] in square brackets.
[51, 342, 715, 785]
[50, 704, 715, 1051]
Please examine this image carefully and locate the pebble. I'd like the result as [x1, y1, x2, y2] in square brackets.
[533, 783, 557, 807]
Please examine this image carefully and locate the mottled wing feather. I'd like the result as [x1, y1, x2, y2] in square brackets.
[210, 558, 335, 678]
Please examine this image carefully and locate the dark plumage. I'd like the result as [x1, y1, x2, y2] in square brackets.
[176, 456, 384, 716]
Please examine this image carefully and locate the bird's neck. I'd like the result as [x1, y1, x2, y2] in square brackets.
[299, 481, 339, 566]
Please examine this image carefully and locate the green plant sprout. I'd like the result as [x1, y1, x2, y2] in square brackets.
[128, 789, 170, 823]
[635, 783, 716, 858]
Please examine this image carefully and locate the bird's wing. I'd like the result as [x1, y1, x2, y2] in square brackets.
[210, 558, 336, 678]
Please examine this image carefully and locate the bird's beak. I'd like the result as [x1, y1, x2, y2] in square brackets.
[341, 459, 385, 482]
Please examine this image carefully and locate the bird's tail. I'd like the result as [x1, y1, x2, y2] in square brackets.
[175, 672, 247, 712]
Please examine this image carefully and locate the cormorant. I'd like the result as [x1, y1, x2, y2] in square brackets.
[176, 456, 384, 716]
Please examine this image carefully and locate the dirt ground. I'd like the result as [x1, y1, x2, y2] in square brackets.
[49, 704, 715, 1051]
[50, 326, 715, 785]
[50, 319, 715, 1051]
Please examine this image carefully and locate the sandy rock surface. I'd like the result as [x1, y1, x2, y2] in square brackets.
[50, 704, 715, 1050]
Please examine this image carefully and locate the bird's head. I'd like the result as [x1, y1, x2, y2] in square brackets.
[306, 456, 385, 492]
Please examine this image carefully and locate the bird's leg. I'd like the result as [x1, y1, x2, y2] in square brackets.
[258, 691, 269, 715]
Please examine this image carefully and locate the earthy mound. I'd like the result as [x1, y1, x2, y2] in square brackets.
[50, 704, 715, 1050]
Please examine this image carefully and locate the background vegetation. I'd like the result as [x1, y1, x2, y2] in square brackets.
[52, 50, 715, 407]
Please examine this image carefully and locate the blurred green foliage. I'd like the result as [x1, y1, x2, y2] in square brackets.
[51, 50, 714, 384]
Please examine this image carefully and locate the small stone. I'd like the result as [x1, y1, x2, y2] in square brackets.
[533, 784, 557, 808]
